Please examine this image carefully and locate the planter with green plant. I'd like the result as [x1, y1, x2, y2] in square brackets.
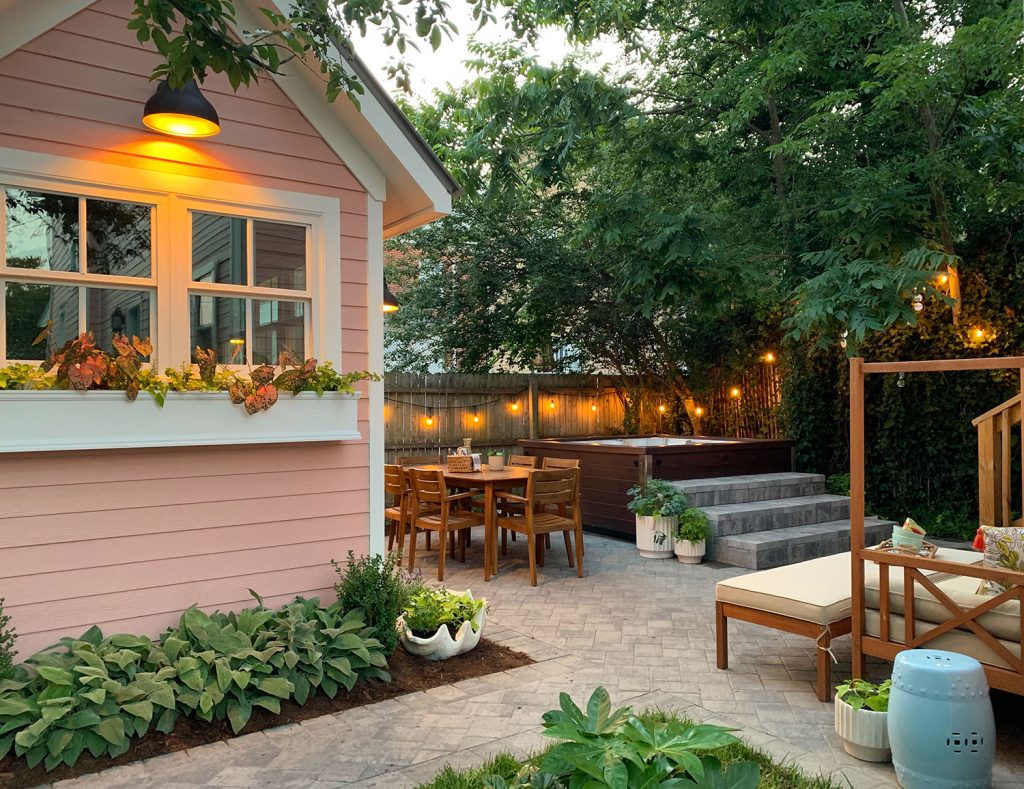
[487, 449, 505, 470]
[834, 678, 891, 762]
[398, 588, 487, 661]
[674, 507, 710, 564]
[626, 479, 689, 558]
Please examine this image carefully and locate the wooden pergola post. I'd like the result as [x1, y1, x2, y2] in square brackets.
[849, 357, 866, 679]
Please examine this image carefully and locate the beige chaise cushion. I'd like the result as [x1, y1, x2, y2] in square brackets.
[717, 547, 981, 626]
[864, 611, 1021, 670]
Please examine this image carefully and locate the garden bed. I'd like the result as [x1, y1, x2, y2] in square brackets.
[0, 639, 531, 789]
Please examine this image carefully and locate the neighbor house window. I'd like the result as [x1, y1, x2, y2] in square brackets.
[1, 187, 154, 363]
[189, 212, 310, 366]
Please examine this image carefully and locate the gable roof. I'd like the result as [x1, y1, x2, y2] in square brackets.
[0, 0, 458, 236]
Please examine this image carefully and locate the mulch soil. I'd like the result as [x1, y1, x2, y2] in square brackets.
[0, 639, 532, 789]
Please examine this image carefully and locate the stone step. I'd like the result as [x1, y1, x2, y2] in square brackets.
[712, 517, 896, 570]
[670, 473, 825, 507]
[699, 494, 850, 538]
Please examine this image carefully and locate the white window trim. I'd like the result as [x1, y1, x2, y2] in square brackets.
[0, 147, 342, 371]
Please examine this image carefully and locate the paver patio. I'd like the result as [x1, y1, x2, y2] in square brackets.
[48, 533, 1024, 789]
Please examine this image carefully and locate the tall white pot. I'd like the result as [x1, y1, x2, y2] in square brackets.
[834, 696, 891, 762]
[635, 515, 676, 559]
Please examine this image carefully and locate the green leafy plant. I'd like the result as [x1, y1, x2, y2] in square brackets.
[676, 508, 710, 543]
[825, 474, 851, 496]
[626, 479, 689, 518]
[479, 687, 759, 789]
[0, 597, 16, 680]
[401, 588, 485, 639]
[0, 332, 379, 415]
[488, 449, 505, 456]
[0, 593, 391, 771]
[333, 551, 418, 655]
[835, 679, 890, 712]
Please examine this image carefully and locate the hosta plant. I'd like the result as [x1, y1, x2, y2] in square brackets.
[484, 687, 760, 789]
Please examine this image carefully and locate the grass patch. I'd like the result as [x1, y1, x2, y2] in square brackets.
[416, 711, 842, 789]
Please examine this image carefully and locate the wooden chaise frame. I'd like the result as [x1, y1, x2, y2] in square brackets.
[850, 356, 1024, 695]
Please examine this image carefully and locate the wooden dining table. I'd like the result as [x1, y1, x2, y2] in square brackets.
[413, 464, 532, 581]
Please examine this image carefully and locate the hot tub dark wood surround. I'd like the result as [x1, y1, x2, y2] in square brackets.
[518, 435, 794, 539]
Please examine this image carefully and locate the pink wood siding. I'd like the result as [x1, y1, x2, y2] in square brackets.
[0, 1, 373, 656]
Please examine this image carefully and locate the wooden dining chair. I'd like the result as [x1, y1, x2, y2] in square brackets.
[541, 457, 583, 555]
[497, 454, 538, 550]
[384, 464, 408, 555]
[407, 468, 485, 581]
[396, 454, 443, 467]
[496, 468, 583, 586]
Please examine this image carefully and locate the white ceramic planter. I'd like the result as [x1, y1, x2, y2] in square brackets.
[0, 390, 361, 452]
[835, 696, 891, 762]
[398, 592, 487, 661]
[487, 455, 505, 470]
[635, 515, 676, 558]
[674, 538, 706, 564]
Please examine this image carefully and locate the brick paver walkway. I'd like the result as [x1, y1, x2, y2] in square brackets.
[48, 532, 1024, 788]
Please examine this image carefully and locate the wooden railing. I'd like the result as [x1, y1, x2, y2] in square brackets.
[972, 394, 1022, 528]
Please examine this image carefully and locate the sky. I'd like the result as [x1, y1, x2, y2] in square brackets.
[354, 6, 625, 102]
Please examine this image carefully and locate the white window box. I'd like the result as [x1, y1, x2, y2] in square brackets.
[0, 390, 361, 452]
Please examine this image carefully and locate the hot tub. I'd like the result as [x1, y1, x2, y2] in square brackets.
[518, 434, 794, 539]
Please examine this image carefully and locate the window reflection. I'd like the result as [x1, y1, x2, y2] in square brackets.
[253, 299, 305, 364]
[5, 283, 77, 360]
[87, 288, 150, 356]
[192, 212, 247, 285]
[86, 199, 152, 277]
[5, 188, 79, 273]
[254, 221, 305, 290]
[190, 294, 245, 364]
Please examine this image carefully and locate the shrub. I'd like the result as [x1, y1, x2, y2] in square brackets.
[333, 551, 417, 655]
[0, 594, 389, 772]
[481, 687, 760, 789]
[824, 473, 850, 496]
[675, 508, 710, 542]
[626, 479, 689, 518]
[402, 589, 485, 639]
[0, 597, 16, 680]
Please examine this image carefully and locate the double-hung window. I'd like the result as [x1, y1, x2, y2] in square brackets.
[1, 186, 155, 363]
[187, 209, 311, 366]
[0, 166, 339, 372]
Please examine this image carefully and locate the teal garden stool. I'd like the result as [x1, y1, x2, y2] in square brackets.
[888, 649, 995, 789]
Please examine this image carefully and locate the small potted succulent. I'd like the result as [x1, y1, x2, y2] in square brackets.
[487, 449, 505, 470]
[627, 479, 688, 559]
[835, 678, 891, 762]
[397, 588, 487, 661]
[674, 507, 710, 564]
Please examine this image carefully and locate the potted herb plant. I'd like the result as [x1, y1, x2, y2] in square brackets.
[626, 479, 688, 559]
[835, 678, 891, 762]
[674, 508, 710, 564]
[397, 588, 487, 661]
[487, 449, 505, 470]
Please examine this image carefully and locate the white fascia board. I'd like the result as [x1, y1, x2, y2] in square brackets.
[0, 0, 94, 60]
[249, 1, 454, 218]
[233, 0, 388, 201]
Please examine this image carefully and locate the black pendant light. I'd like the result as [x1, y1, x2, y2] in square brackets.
[383, 279, 400, 313]
[143, 80, 221, 138]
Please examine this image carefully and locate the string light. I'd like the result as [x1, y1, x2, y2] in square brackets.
[591, 403, 598, 412]
[694, 406, 704, 417]
[763, 352, 776, 363]
[511, 402, 519, 412]
[937, 272, 950, 286]
[548, 399, 555, 409]
[658, 404, 666, 414]
[424, 407, 435, 427]
[730, 387, 741, 399]
[472, 414, 480, 424]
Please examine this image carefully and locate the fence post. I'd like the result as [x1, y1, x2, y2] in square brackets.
[528, 376, 540, 439]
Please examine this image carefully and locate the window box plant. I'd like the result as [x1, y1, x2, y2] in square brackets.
[674, 507, 710, 564]
[834, 678, 891, 762]
[487, 449, 505, 470]
[397, 588, 487, 661]
[626, 479, 688, 559]
[0, 334, 375, 452]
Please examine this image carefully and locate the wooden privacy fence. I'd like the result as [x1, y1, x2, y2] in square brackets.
[385, 373, 626, 461]
[698, 362, 783, 439]
[972, 393, 1023, 528]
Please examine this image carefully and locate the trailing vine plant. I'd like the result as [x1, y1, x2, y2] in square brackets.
[0, 332, 379, 415]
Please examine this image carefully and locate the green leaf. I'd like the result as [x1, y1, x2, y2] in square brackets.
[46, 728, 74, 758]
[122, 700, 154, 723]
[96, 716, 125, 746]
[257, 677, 293, 699]
[36, 666, 74, 686]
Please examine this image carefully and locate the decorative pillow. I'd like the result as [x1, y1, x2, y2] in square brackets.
[976, 525, 1024, 594]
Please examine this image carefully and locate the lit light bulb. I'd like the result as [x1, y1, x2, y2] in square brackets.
[548, 399, 555, 409]
[973, 327, 985, 341]
[472, 415, 480, 424]
[730, 387, 741, 399]
[937, 273, 949, 286]
[695, 406, 704, 417]
[425, 416, 434, 426]
[658, 404, 667, 414]
[511, 402, 519, 412]
[591, 403, 598, 412]
[763, 352, 776, 363]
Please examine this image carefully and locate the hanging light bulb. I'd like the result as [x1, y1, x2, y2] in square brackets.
[896, 372, 906, 389]
[937, 272, 950, 287]
[382, 280, 400, 313]
[658, 404, 667, 414]
[694, 406, 704, 417]
[472, 414, 480, 424]
[424, 407, 435, 427]
[591, 403, 598, 412]
[142, 80, 220, 138]
[763, 352, 776, 364]
[840, 330, 848, 349]
[912, 293, 924, 312]
[510, 402, 519, 412]
[548, 399, 555, 410]
[729, 387, 741, 399]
